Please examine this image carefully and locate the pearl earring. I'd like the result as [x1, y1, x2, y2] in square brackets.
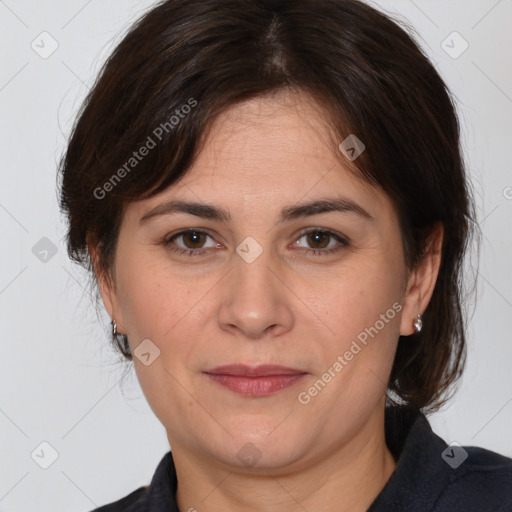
[413, 313, 423, 333]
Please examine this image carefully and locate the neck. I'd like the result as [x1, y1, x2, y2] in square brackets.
[172, 406, 396, 512]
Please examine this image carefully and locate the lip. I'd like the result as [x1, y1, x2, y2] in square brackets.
[206, 364, 305, 377]
[204, 364, 307, 396]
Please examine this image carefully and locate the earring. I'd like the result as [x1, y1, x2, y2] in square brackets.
[111, 319, 132, 358]
[413, 313, 423, 333]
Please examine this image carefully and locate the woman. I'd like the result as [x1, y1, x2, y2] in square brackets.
[58, 0, 512, 510]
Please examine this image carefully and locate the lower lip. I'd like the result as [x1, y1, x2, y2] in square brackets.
[205, 373, 307, 396]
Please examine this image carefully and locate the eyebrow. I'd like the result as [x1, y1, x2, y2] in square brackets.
[139, 198, 374, 225]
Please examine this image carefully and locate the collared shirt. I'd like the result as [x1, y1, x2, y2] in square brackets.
[92, 406, 512, 511]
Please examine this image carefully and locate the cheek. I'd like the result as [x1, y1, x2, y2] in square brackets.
[302, 267, 402, 406]
[306, 257, 404, 406]
[115, 255, 220, 378]
[115, 249, 196, 339]
[117, 262, 202, 422]
[315, 258, 404, 339]
[117, 273, 167, 341]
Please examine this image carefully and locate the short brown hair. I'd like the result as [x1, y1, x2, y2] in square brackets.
[58, 0, 477, 412]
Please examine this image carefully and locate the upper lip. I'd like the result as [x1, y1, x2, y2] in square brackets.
[205, 364, 306, 377]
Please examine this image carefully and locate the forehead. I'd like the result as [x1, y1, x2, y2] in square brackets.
[175, 92, 385, 210]
[197, 91, 342, 171]
[125, 91, 395, 226]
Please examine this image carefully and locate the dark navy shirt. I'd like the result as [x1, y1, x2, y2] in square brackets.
[91, 406, 512, 511]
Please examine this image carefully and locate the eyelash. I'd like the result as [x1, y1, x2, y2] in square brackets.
[161, 228, 349, 257]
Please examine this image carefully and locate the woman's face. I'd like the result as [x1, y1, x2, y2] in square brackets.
[97, 91, 434, 472]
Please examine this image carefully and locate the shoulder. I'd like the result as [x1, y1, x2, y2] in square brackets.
[89, 450, 177, 511]
[89, 486, 148, 511]
[434, 446, 512, 511]
[370, 406, 512, 512]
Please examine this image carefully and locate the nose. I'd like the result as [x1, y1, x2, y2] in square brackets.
[217, 245, 294, 340]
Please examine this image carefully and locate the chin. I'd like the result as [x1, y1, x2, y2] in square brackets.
[211, 420, 307, 470]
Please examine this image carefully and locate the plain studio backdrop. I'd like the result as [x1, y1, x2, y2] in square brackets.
[0, 1, 511, 510]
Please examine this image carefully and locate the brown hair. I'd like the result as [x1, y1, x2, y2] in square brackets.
[58, 0, 477, 412]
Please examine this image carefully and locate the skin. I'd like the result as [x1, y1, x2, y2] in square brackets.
[90, 90, 443, 512]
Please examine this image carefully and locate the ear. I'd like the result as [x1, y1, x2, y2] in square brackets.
[400, 223, 444, 336]
[87, 235, 126, 333]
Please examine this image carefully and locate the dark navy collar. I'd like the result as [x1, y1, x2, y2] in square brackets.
[368, 406, 450, 511]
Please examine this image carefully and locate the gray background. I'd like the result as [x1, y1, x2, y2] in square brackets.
[0, 0, 511, 510]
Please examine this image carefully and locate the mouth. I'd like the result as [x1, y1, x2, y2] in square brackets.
[203, 364, 308, 396]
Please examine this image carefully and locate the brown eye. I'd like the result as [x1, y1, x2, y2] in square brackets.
[294, 229, 348, 256]
[305, 231, 331, 249]
[180, 231, 208, 249]
[163, 229, 219, 256]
